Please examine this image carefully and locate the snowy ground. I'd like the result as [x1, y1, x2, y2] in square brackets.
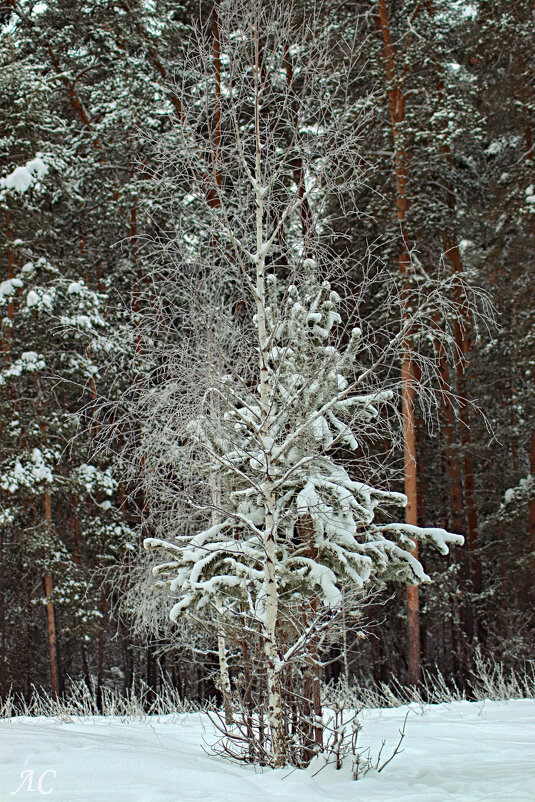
[1, 699, 534, 801]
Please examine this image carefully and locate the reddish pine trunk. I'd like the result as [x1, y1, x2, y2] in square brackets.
[437, 351, 475, 644]
[448, 251, 482, 599]
[433, 67, 483, 600]
[376, 0, 421, 684]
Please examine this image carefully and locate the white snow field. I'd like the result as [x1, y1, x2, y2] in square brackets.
[1, 699, 534, 802]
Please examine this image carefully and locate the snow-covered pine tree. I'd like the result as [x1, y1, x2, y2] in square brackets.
[133, 0, 465, 768]
[145, 263, 463, 766]
[1, 0, 189, 697]
[147, 264, 462, 618]
[0, 149, 135, 699]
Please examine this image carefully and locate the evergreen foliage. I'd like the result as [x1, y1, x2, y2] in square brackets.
[0, 0, 532, 706]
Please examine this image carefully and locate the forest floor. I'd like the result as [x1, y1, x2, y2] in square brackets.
[1, 699, 533, 801]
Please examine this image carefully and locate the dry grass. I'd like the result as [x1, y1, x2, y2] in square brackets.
[2, 649, 533, 721]
[0, 677, 214, 722]
[323, 649, 535, 710]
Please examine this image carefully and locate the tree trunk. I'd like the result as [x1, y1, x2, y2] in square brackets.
[0, 211, 14, 697]
[530, 432, 535, 586]
[526, 123, 535, 582]
[402, 356, 421, 686]
[44, 492, 58, 701]
[0, 526, 4, 698]
[432, 64, 483, 602]
[375, 0, 422, 685]
[240, 634, 255, 759]
[81, 643, 93, 698]
[209, 14, 233, 724]
[97, 587, 106, 710]
[437, 351, 475, 644]
[251, 16, 286, 766]
[217, 622, 233, 725]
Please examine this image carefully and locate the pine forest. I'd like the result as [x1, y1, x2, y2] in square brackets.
[0, 0, 534, 783]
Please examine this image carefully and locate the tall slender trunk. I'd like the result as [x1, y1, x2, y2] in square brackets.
[33, 368, 60, 699]
[440, 234, 482, 601]
[0, 210, 17, 697]
[252, 16, 285, 767]
[212, 455, 233, 724]
[526, 123, 535, 580]
[310, 633, 323, 753]
[402, 357, 421, 685]
[212, 469, 233, 723]
[97, 587, 106, 709]
[2, 211, 16, 357]
[257, 173, 286, 768]
[529, 433, 535, 592]
[297, 517, 323, 760]
[376, 0, 421, 685]
[283, 43, 316, 253]
[72, 505, 94, 694]
[217, 620, 233, 725]
[431, 49, 483, 603]
[437, 349, 474, 644]
[0, 525, 4, 698]
[211, 468, 232, 723]
[239, 633, 255, 759]
[43, 491, 59, 700]
[208, 9, 234, 726]
[81, 643, 93, 698]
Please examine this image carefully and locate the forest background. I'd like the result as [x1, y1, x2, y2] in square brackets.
[0, 0, 533, 706]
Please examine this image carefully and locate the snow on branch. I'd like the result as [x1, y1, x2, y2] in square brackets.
[0, 155, 48, 194]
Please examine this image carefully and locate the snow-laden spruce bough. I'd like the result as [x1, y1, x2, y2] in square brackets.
[145, 262, 463, 768]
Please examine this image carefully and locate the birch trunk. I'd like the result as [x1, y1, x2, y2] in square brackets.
[217, 624, 234, 726]
[211, 471, 232, 723]
[211, 468, 233, 723]
[252, 18, 286, 766]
